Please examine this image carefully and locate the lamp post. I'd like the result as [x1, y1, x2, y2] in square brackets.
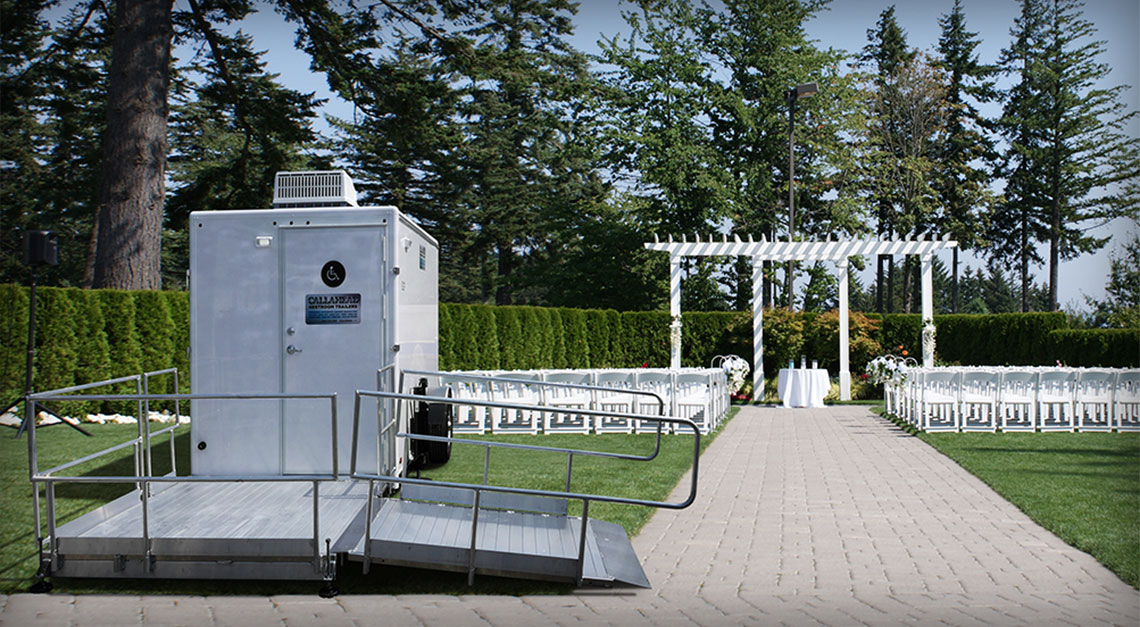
[786, 82, 817, 310]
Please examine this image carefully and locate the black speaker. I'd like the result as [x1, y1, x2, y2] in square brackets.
[23, 230, 58, 267]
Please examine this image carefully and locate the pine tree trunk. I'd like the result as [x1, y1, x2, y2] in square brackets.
[951, 247, 959, 313]
[875, 254, 885, 313]
[89, 0, 173, 290]
[1049, 196, 1060, 311]
[1020, 206, 1029, 313]
[495, 242, 514, 305]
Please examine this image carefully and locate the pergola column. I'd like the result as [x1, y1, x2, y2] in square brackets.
[669, 254, 682, 370]
[752, 255, 764, 397]
[920, 253, 934, 368]
[838, 258, 851, 400]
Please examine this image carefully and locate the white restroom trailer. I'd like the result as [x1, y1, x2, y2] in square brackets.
[189, 171, 438, 478]
[34, 170, 663, 589]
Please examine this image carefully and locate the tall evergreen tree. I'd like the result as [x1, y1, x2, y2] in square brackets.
[994, 0, 1139, 311]
[694, 0, 865, 310]
[167, 0, 323, 226]
[1084, 237, 1139, 328]
[598, 0, 732, 310]
[862, 52, 949, 313]
[933, 0, 998, 313]
[1, 1, 111, 287]
[860, 5, 916, 313]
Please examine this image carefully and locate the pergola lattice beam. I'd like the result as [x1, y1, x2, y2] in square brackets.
[647, 233, 958, 401]
[645, 234, 957, 260]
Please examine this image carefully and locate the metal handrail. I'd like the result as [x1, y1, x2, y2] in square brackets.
[351, 387, 701, 585]
[404, 369, 669, 457]
[407, 368, 668, 411]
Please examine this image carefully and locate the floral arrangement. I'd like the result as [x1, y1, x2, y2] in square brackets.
[865, 354, 914, 386]
[715, 354, 752, 395]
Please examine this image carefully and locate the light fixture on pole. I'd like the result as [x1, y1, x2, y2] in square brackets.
[786, 81, 817, 310]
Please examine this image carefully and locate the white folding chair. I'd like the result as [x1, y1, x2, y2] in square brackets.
[674, 372, 713, 435]
[1074, 370, 1114, 432]
[959, 370, 999, 432]
[541, 370, 594, 434]
[593, 370, 636, 434]
[920, 370, 960, 432]
[491, 371, 542, 434]
[1037, 370, 1076, 432]
[1114, 370, 1140, 431]
[633, 371, 671, 434]
[447, 377, 487, 434]
[998, 371, 1037, 432]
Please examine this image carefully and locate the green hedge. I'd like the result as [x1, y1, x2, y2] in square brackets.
[1048, 329, 1139, 368]
[2, 284, 1135, 409]
[882, 312, 1070, 366]
[0, 285, 189, 413]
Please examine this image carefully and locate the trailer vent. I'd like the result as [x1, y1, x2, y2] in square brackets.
[273, 171, 359, 208]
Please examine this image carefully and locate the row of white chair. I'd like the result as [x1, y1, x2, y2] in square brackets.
[442, 368, 731, 435]
[885, 367, 1139, 433]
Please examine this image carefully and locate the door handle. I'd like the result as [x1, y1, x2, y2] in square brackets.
[286, 345, 303, 355]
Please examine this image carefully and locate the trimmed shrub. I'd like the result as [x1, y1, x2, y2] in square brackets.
[98, 290, 143, 414]
[438, 304, 455, 370]
[549, 309, 567, 368]
[71, 289, 112, 416]
[495, 307, 523, 370]
[33, 287, 78, 395]
[604, 309, 624, 368]
[0, 284, 29, 399]
[133, 291, 175, 395]
[164, 291, 190, 394]
[619, 311, 668, 367]
[880, 312, 1070, 366]
[583, 309, 611, 367]
[470, 305, 500, 369]
[934, 312, 1068, 365]
[681, 312, 738, 368]
[1049, 329, 1139, 368]
[517, 307, 544, 369]
[450, 305, 481, 370]
[560, 308, 590, 368]
[534, 308, 555, 369]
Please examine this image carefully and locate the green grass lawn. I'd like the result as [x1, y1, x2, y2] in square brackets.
[0, 410, 731, 595]
[917, 430, 1140, 589]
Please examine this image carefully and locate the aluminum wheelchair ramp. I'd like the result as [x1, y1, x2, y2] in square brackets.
[349, 484, 649, 587]
[48, 480, 372, 580]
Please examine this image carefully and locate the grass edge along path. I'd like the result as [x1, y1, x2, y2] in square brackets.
[875, 407, 1139, 589]
[0, 407, 737, 596]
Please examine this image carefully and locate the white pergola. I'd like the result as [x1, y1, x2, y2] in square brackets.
[645, 234, 958, 400]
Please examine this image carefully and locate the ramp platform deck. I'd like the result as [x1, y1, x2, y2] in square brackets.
[47, 480, 649, 587]
[50, 480, 371, 580]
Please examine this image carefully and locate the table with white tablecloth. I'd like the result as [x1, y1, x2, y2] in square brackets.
[777, 368, 830, 408]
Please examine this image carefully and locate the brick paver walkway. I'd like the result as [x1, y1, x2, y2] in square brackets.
[2, 406, 1137, 625]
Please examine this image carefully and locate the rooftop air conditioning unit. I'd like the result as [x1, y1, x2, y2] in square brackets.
[273, 170, 359, 208]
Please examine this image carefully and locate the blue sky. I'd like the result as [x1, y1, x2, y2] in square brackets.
[216, 0, 1139, 309]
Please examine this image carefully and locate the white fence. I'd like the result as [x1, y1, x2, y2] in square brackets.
[885, 367, 1139, 433]
[441, 368, 730, 435]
